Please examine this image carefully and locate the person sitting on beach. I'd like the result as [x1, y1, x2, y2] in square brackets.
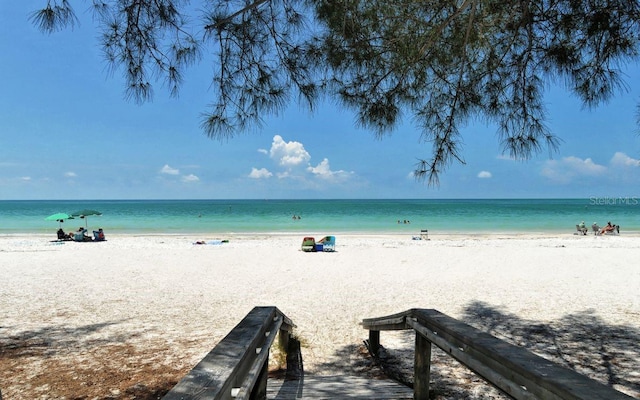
[577, 221, 587, 235]
[600, 222, 616, 235]
[73, 228, 85, 242]
[57, 228, 67, 240]
[74, 227, 93, 242]
[93, 228, 105, 241]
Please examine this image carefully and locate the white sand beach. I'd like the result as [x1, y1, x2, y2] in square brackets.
[1, 233, 639, 399]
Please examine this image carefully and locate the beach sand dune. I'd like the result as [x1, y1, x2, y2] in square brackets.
[1, 234, 639, 399]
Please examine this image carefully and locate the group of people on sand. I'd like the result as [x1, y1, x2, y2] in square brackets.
[57, 227, 106, 242]
[577, 221, 620, 235]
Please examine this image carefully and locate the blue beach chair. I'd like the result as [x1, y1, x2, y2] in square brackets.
[319, 236, 336, 252]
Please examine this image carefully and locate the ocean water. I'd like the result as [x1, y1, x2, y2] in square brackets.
[1, 198, 639, 235]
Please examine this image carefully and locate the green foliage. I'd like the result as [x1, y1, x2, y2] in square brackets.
[31, 0, 640, 185]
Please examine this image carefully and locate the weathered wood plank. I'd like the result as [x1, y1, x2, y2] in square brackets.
[267, 375, 413, 399]
[163, 307, 289, 400]
[413, 332, 431, 400]
[363, 309, 635, 400]
[410, 309, 634, 400]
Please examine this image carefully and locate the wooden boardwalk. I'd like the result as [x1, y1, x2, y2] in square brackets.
[267, 375, 413, 399]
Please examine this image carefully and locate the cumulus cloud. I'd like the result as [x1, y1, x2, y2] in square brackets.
[269, 135, 311, 167]
[568, 157, 608, 175]
[477, 171, 492, 179]
[307, 158, 352, 181]
[159, 164, 200, 183]
[65, 171, 77, 178]
[610, 152, 640, 167]
[248, 167, 273, 179]
[541, 156, 607, 183]
[160, 164, 180, 175]
[307, 158, 332, 177]
[181, 174, 200, 183]
[253, 135, 355, 185]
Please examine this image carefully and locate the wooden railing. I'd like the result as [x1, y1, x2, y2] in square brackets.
[163, 306, 294, 400]
[362, 308, 634, 400]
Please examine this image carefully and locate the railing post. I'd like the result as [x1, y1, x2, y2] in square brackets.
[278, 327, 290, 359]
[250, 352, 269, 400]
[414, 332, 431, 400]
[369, 330, 380, 356]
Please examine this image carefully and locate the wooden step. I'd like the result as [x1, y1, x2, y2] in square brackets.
[267, 374, 413, 399]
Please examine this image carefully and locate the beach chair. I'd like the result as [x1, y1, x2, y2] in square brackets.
[575, 225, 587, 235]
[301, 237, 316, 252]
[56, 229, 72, 241]
[420, 229, 429, 240]
[591, 223, 601, 235]
[320, 236, 336, 252]
[601, 224, 621, 235]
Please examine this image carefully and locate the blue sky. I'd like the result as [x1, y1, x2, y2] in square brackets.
[1, 2, 640, 200]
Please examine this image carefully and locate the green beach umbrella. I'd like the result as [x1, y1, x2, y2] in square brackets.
[71, 209, 102, 228]
[45, 212, 73, 228]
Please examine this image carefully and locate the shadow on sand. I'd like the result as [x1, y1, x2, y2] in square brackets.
[3, 302, 639, 399]
[312, 301, 640, 399]
[0, 320, 178, 399]
[1, 321, 127, 358]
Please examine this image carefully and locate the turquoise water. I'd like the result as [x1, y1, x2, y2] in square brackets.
[1, 198, 639, 235]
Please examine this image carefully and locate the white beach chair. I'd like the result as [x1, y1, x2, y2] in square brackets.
[575, 225, 587, 235]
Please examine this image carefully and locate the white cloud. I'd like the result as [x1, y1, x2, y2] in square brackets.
[256, 135, 356, 185]
[160, 164, 200, 183]
[477, 171, 492, 179]
[307, 158, 332, 177]
[307, 158, 353, 181]
[248, 167, 273, 179]
[20, 176, 31, 181]
[269, 135, 311, 167]
[160, 164, 180, 175]
[181, 174, 200, 183]
[610, 152, 640, 167]
[65, 171, 77, 178]
[565, 156, 607, 175]
[541, 156, 607, 183]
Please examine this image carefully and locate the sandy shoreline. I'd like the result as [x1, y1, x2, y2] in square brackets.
[1, 233, 639, 399]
